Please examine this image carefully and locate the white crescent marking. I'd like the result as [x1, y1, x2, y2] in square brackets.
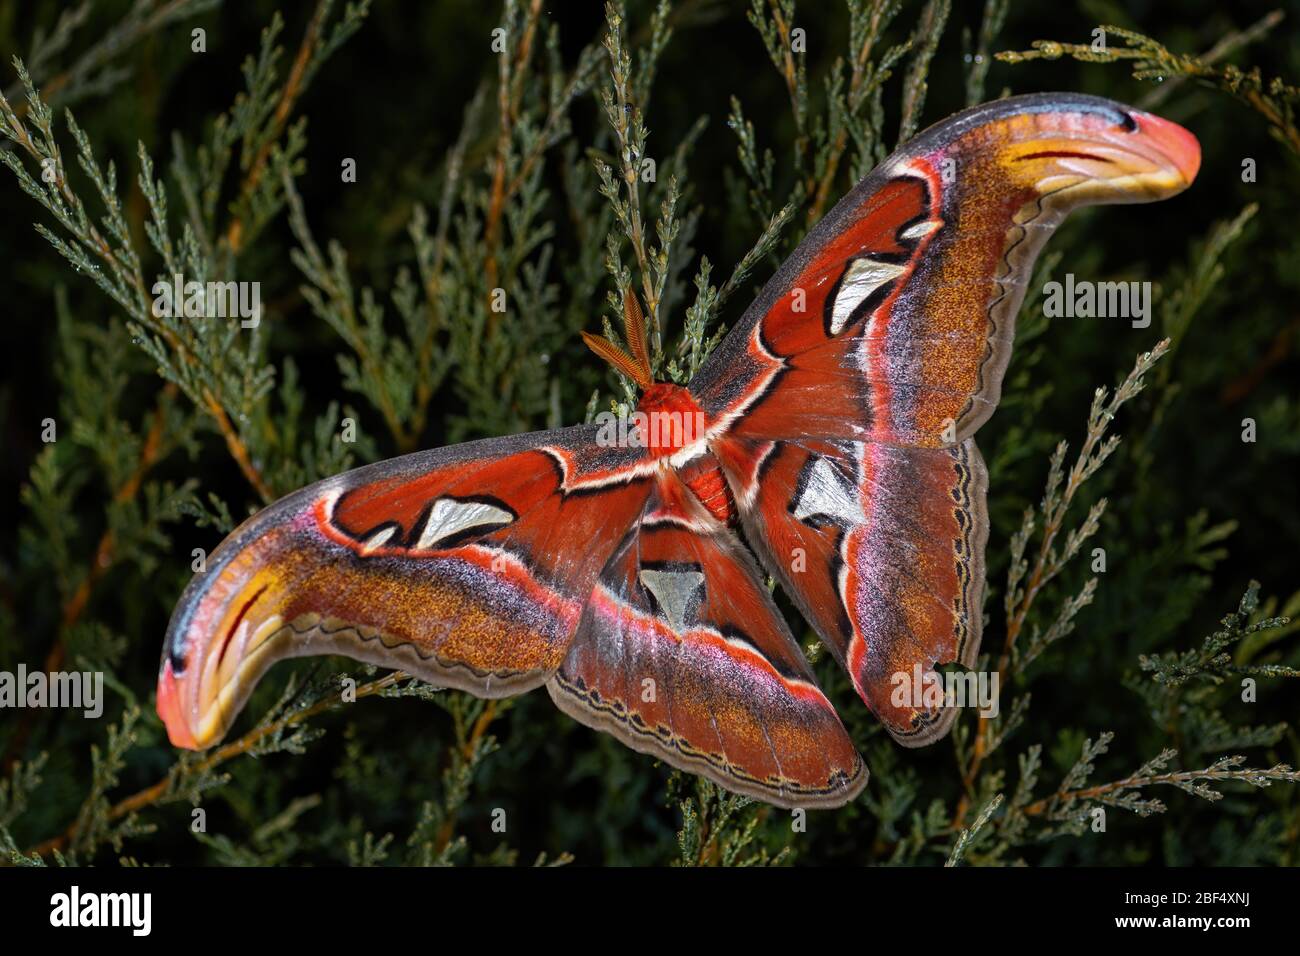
[830, 257, 907, 335]
[638, 568, 705, 632]
[792, 457, 861, 525]
[415, 498, 514, 550]
[360, 525, 396, 554]
[899, 218, 942, 242]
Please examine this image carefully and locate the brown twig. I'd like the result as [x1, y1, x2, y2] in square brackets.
[952, 344, 1168, 827]
[952, 471, 1077, 824]
[204, 389, 274, 501]
[1137, 9, 1284, 109]
[0, 383, 177, 776]
[0, 103, 147, 314]
[1020, 764, 1299, 817]
[190, 4, 336, 491]
[483, 0, 543, 330]
[1220, 316, 1299, 404]
[432, 700, 499, 856]
[405, 87, 484, 451]
[1242, 86, 1300, 157]
[806, 2, 887, 222]
[224, 1, 330, 255]
[952, 458, 1089, 824]
[3, 76, 273, 504]
[4, 0, 202, 120]
[996, 19, 1300, 159]
[767, 0, 805, 161]
[21, 670, 412, 861]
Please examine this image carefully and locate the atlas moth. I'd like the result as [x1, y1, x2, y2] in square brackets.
[158, 93, 1199, 807]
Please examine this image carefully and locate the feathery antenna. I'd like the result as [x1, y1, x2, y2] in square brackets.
[582, 288, 654, 389]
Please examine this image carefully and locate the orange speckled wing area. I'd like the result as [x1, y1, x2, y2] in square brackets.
[715, 435, 987, 744]
[158, 425, 653, 750]
[692, 92, 1197, 747]
[548, 469, 866, 807]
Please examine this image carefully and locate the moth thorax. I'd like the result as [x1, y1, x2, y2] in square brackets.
[635, 383, 706, 454]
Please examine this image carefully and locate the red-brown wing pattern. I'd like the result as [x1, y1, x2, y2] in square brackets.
[691, 93, 1199, 448]
[693, 172, 944, 446]
[714, 434, 987, 744]
[548, 466, 866, 807]
[691, 92, 1198, 744]
[157, 93, 1200, 807]
[157, 425, 655, 749]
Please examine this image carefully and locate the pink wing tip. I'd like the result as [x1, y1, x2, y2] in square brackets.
[156, 658, 198, 750]
[1135, 110, 1201, 185]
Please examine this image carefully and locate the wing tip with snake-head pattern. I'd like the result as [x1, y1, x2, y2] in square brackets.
[693, 93, 1198, 752]
[157, 424, 655, 752]
[689, 91, 1200, 450]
